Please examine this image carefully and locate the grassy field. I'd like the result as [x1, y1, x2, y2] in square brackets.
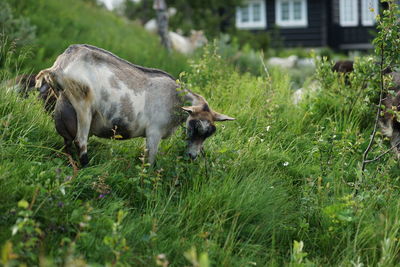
[2, 0, 400, 266]
[2, 45, 400, 266]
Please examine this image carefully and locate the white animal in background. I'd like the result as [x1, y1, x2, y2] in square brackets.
[292, 80, 319, 105]
[144, 19, 158, 33]
[267, 55, 298, 69]
[169, 30, 208, 55]
[297, 58, 316, 69]
[144, 9, 207, 55]
[292, 88, 304, 105]
[145, 26, 207, 55]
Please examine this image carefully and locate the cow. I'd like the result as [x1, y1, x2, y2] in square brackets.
[169, 30, 208, 55]
[35, 44, 235, 166]
[379, 71, 400, 156]
[267, 55, 298, 69]
[292, 80, 320, 105]
[332, 60, 354, 74]
[332, 60, 392, 75]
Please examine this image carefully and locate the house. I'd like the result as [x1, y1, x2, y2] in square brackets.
[235, 0, 394, 50]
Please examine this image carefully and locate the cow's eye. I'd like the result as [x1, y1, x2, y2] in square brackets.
[205, 125, 216, 138]
[394, 120, 400, 130]
[187, 120, 198, 138]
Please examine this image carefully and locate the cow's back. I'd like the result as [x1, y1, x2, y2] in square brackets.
[52, 44, 180, 139]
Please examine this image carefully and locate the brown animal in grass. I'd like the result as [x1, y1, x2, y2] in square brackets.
[332, 60, 354, 74]
[36, 44, 235, 166]
[379, 72, 400, 156]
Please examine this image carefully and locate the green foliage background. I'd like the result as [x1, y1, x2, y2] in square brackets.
[1, 0, 400, 266]
[2, 0, 188, 77]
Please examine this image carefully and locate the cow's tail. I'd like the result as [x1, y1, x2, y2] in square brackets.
[35, 69, 63, 91]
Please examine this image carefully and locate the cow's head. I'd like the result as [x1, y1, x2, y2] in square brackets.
[182, 102, 234, 160]
[189, 30, 208, 50]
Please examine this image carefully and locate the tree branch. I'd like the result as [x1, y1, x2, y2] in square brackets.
[363, 140, 400, 164]
[361, 42, 385, 172]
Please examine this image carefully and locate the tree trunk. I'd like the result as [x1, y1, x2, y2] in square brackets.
[153, 0, 172, 52]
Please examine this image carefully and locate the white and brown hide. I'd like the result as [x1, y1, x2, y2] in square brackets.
[36, 44, 234, 166]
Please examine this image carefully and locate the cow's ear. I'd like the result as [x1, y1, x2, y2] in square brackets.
[181, 106, 196, 114]
[213, 112, 235, 121]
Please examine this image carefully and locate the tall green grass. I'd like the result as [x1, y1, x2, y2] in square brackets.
[3, 0, 400, 265]
[2, 44, 400, 266]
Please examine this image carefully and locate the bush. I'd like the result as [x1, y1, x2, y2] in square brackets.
[0, 1, 36, 47]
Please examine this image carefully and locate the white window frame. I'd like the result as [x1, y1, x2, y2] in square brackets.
[236, 0, 267, 29]
[275, 0, 308, 28]
[361, 0, 379, 26]
[339, 0, 359, 27]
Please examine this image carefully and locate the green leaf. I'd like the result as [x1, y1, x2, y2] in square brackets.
[18, 199, 29, 209]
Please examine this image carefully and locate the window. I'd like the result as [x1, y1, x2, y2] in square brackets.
[236, 0, 267, 29]
[339, 0, 358, 26]
[275, 0, 308, 28]
[361, 0, 379, 26]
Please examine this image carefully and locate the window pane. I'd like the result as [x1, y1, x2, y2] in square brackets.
[253, 3, 261, 22]
[344, 0, 354, 22]
[363, 0, 370, 21]
[362, 0, 377, 23]
[281, 1, 289, 21]
[293, 1, 302, 20]
[240, 5, 249, 22]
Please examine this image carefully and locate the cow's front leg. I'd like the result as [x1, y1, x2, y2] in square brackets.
[146, 131, 162, 165]
[74, 107, 92, 167]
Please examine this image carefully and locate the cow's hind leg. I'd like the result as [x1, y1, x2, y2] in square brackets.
[74, 106, 92, 167]
[54, 94, 78, 159]
[64, 137, 75, 156]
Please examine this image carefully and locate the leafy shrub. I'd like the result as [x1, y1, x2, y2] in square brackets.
[121, 0, 155, 24]
[232, 30, 271, 51]
[0, 1, 36, 47]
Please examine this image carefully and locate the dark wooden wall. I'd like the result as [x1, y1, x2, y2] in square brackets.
[250, 0, 379, 49]
[264, 0, 327, 47]
[328, 0, 377, 49]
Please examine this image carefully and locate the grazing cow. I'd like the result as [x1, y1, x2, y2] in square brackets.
[379, 72, 400, 156]
[169, 30, 208, 55]
[267, 55, 298, 69]
[332, 60, 355, 85]
[36, 44, 234, 166]
[331, 62, 400, 156]
[332, 60, 392, 76]
[292, 80, 320, 105]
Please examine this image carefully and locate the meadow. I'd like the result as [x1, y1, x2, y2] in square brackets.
[2, 0, 400, 266]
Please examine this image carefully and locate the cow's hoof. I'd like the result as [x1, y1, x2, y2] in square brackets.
[80, 153, 89, 167]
